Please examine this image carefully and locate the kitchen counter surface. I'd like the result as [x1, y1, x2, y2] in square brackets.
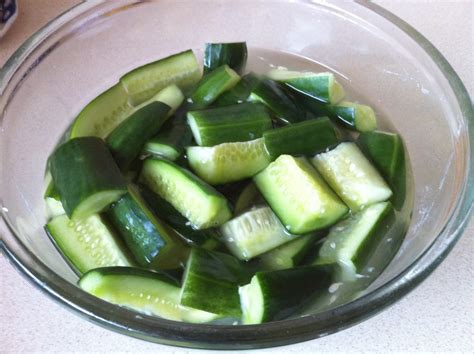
[1, 1, 472, 352]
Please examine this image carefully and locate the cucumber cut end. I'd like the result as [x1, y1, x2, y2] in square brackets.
[70, 190, 125, 220]
[152, 84, 184, 115]
[187, 114, 203, 146]
[143, 141, 180, 161]
[329, 77, 345, 104]
[239, 276, 264, 324]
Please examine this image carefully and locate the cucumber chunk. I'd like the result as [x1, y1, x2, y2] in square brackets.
[120, 50, 201, 106]
[180, 248, 253, 317]
[312, 142, 392, 211]
[315, 201, 392, 281]
[234, 182, 264, 215]
[267, 69, 345, 104]
[254, 155, 348, 234]
[239, 265, 332, 324]
[204, 42, 248, 74]
[187, 102, 272, 146]
[152, 84, 185, 116]
[331, 101, 377, 132]
[263, 117, 339, 160]
[140, 158, 232, 229]
[187, 138, 271, 185]
[190, 65, 240, 109]
[358, 131, 406, 209]
[249, 78, 304, 125]
[221, 206, 298, 261]
[45, 197, 65, 219]
[259, 234, 317, 271]
[46, 214, 133, 274]
[214, 72, 260, 107]
[50, 137, 127, 220]
[107, 186, 187, 269]
[69, 83, 132, 139]
[79, 267, 218, 323]
[106, 101, 171, 170]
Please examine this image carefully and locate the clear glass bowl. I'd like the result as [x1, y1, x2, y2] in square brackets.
[0, 0, 472, 349]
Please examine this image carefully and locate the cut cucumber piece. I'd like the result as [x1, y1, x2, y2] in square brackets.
[263, 117, 339, 160]
[249, 78, 304, 125]
[312, 142, 392, 211]
[187, 102, 272, 146]
[331, 101, 377, 132]
[204, 42, 248, 74]
[44, 171, 60, 200]
[152, 84, 184, 116]
[180, 248, 253, 317]
[50, 137, 127, 220]
[107, 186, 187, 269]
[140, 184, 220, 249]
[143, 120, 192, 161]
[45, 197, 65, 219]
[140, 158, 232, 229]
[106, 101, 171, 170]
[239, 265, 332, 324]
[120, 50, 201, 106]
[221, 206, 298, 260]
[79, 267, 218, 323]
[190, 65, 240, 109]
[315, 201, 392, 281]
[234, 182, 264, 215]
[214, 72, 260, 107]
[358, 131, 406, 209]
[46, 214, 133, 274]
[267, 69, 345, 104]
[254, 155, 348, 234]
[259, 234, 317, 271]
[187, 138, 271, 185]
[69, 83, 132, 139]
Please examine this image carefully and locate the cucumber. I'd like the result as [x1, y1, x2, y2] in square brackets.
[267, 69, 345, 104]
[139, 185, 220, 249]
[151, 84, 185, 116]
[190, 65, 240, 109]
[214, 72, 260, 107]
[50, 137, 127, 220]
[234, 182, 263, 215]
[45, 197, 65, 219]
[106, 102, 171, 170]
[44, 171, 60, 200]
[46, 214, 133, 274]
[312, 142, 392, 211]
[263, 117, 339, 160]
[315, 201, 392, 281]
[140, 158, 232, 229]
[249, 78, 304, 125]
[204, 42, 248, 74]
[331, 101, 377, 132]
[107, 186, 187, 269]
[187, 102, 272, 146]
[79, 267, 219, 323]
[180, 248, 253, 317]
[220, 206, 298, 261]
[69, 83, 132, 139]
[120, 50, 201, 106]
[254, 155, 348, 234]
[358, 131, 406, 209]
[187, 138, 271, 185]
[143, 121, 192, 161]
[239, 265, 332, 324]
[259, 234, 317, 271]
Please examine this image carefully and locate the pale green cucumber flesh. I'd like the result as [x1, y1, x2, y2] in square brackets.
[332, 101, 377, 132]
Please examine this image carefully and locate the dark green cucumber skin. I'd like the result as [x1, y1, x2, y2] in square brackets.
[106, 102, 170, 170]
[204, 42, 248, 74]
[181, 248, 254, 317]
[214, 72, 260, 107]
[254, 265, 332, 322]
[263, 117, 339, 160]
[50, 137, 127, 219]
[250, 79, 304, 125]
[139, 184, 220, 248]
[330, 105, 358, 130]
[187, 102, 272, 146]
[107, 187, 181, 268]
[358, 132, 406, 209]
[190, 65, 239, 110]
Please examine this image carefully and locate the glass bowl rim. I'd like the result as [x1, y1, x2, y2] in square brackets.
[0, 0, 472, 348]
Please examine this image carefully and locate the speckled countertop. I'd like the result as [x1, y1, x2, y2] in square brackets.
[0, 1, 472, 352]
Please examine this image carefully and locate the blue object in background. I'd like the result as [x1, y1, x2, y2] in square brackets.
[0, 0, 17, 38]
